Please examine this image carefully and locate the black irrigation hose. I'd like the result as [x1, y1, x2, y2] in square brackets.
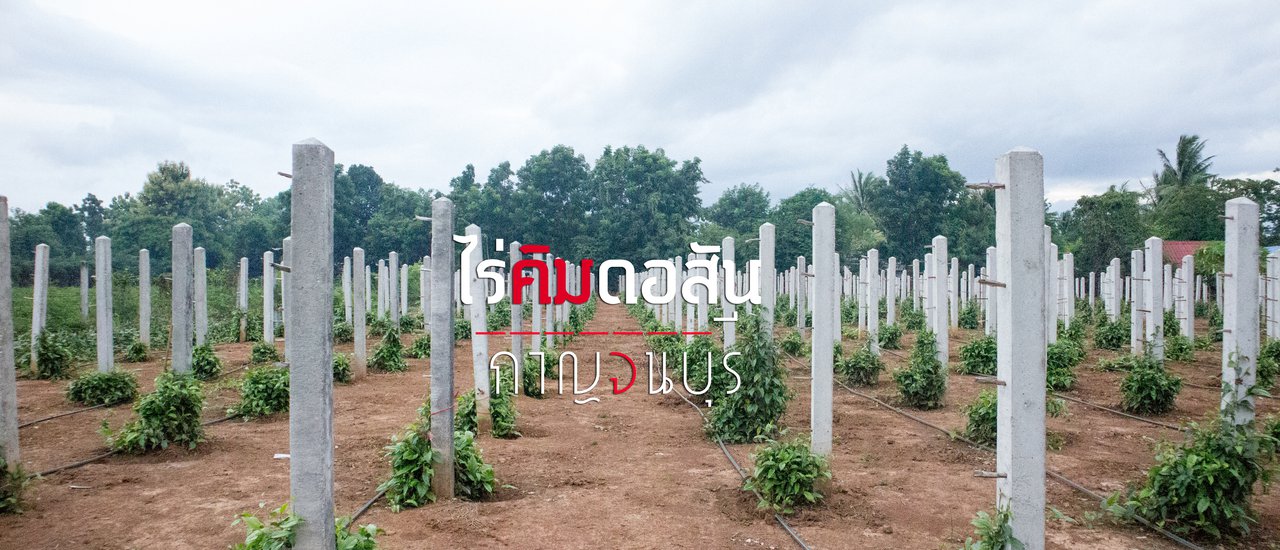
[671, 389, 812, 550]
[18, 360, 254, 430]
[26, 412, 244, 480]
[1041, 469, 1205, 550]
[218, 364, 251, 378]
[34, 450, 119, 478]
[350, 488, 388, 523]
[1050, 392, 1188, 433]
[1182, 379, 1276, 400]
[19, 403, 112, 429]
[819, 372, 1207, 550]
[204, 413, 242, 425]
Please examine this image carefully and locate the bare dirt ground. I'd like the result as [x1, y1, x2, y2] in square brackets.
[1, 307, 1276, 549]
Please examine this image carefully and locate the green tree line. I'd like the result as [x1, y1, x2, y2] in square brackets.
[9, 136, 1271, 287]
[1052, 135, 1280, 276]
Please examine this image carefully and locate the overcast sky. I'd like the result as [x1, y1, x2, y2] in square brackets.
[2, 1, 1277, 214]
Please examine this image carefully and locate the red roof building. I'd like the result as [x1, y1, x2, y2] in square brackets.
[1163, 240, 1209, 263]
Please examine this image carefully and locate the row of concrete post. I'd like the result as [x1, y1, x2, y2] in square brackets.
[0, 142, 1269, 548]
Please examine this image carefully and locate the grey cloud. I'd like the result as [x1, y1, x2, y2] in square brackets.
[1, 1, 1278, 215]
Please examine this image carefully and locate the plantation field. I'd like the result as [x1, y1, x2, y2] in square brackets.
[0, 304, 1276, 548]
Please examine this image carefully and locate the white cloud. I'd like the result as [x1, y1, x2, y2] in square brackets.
[2, 0, 1278, 213]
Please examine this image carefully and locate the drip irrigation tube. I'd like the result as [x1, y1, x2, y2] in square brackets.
[19, 403, 112, 429]
[1050, 392, 1188, 432]
[25, 412, 243, 480]
[822, 374, 1206, 550]
[18, 362, 255, 430]
[34, 450, 119, 478]
[204, 413, 242, 425]
[671, 389, 812, 550]
[350, 488, 388, 523]
[1183, 380, 1276, 400]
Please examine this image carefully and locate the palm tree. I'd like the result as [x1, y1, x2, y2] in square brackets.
[840, 169, 883, 213]
[1152, 135, 1215, 201]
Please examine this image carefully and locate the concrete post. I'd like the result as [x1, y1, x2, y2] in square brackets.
[832, 253, 842, 347]
[531, 253, 543, 352]
[1088, 271, 1096, 310]
[194, 247, 208, 346]
[0, 196, 15, 465]
[1046, 236, 1057, 345]
[931, 237, 949, 368]
[1062, 253, 1074, 328]
[282, 236, 293, 346]
[452, 270, 460, 315]
[171, 224, 193, 374]
[342, 256, 352, 324]
[1130, 251, 1144, 354]
[1109, 258, 1121, 322]
[1213, 271, 1223, 313]
[545, 256, 556, 351]
[985, 246, 997, 335]
[696, 253, 709, 337]
[994, 147, 1047, 550]
[287, 138, 336, 549]
[807, 264, 815, 329]
[429, 198, 457, 498]
[923, 254, 933, 333]
[29, 243, 48, 370]
[722, 237, 736, 349]
[1146, 237, 1164, 361]
[263, 251, 275, 347]
[389, 252, 400, 326]
[140, 249, 151, 347]
[1181, 255, 1195, 341]
[1223, 198, 1260, 423]
[80, 263, 89, 320]
[886, 256, 897, 326]
[239, 257, 249, 342]
[868, 248, 880, 356]
[94, 236, 113, 372]
[400, 263, 409, 317]
[419, 256, 429, 321]
[365, 265, 372, 313]
[352, 248, 368, 379]
[949, 256, 960, 328]
[760, 223, 776, 340]
[796, 256, 807, 334]
[377, 260, 387, 319]
[509, 243, 524, 383]
[1268, 253, 1278, 339]
[857, 258, 868, 333]
[911, 259, 921, 310]
[672, 255, 683, 334]
[810, 203, 835, 456]
[466, 225, 490, 415]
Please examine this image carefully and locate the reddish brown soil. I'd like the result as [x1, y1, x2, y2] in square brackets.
[1, 310, 1276, 549]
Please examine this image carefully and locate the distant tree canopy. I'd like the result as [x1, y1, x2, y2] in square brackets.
[8, 135, 1272, 287]
[1052, 134, 1279, 277]
[1055, 186, 1149, 275]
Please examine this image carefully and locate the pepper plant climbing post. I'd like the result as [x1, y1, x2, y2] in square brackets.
[994, 148, 1047, 550]
[1222, 197, 1259, 424]
[287, 138, 336, 549]
[352, 248, 367, 379]
[94, 236, 113, 372]
[0, 196, 17, 466]
[760, 223, 776, 341]
[171, 225, 193, 374]
[430, 198, 456, 498]
[810, 203, 835, 456]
